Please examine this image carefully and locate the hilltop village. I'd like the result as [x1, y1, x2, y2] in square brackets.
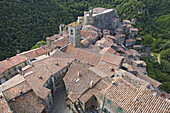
[0, 7, 170, 113]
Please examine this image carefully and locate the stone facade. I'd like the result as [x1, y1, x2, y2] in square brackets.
[0, 61, 28, 84]
[83, 8, 119, 30]
[68, 23, 81, 47]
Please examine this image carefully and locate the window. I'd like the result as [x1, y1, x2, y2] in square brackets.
[107, 99, 111, 105]
[24, 61, 27, 66]
[54, 76, 56, 81]
[46, 81, 48, 85]
[118, 107, 123, 113]
[117, 74, 120, 77]
[49, 101, 51, 105]
[104, 108, 107, 112]
[8, 71, 11, 75]
[48, 94, 50, 99]
[71, 29, 73, 35]
[14, 67, 16, 71]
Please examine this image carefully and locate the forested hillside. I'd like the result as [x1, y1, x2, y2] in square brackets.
[0, 0, 170, 93]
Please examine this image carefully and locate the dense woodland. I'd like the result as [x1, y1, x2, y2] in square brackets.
[0, 0, 169, 93]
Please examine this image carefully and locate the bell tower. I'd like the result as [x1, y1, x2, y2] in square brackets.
[68, 22, 81, 47]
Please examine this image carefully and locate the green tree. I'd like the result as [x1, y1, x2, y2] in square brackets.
[31, 40, 47, 50]
[143, 35, 153, 47]
[160, 48, 170, 62]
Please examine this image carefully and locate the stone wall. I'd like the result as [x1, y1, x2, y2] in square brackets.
[83, 9, 119, 31]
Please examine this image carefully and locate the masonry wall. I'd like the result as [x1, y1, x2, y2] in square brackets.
[3, 61, 28, 81]
[83, 9, 118, 30]
[102, 96, 127, 113]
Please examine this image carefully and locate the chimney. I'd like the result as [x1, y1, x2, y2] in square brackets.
[112, 81, 115, 85]
[77, 72, 81, 77]
[90, 80, 94, 88]
[109, 66, 115, 72]
[38, 76, 43, 79]
[56, 62, 59, 66]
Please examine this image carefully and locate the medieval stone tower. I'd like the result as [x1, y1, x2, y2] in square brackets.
[68, 22, 81, 47]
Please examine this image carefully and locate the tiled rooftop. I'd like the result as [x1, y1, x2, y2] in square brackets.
[100, 53, 124, 67]
[81, 29, 98, 38]
[95, 38, 116, 48]
[46, 34, 61, 41]
[3, 80, 32, 101]
[64, 44, 101, 66]
[130, 28, 138, 32]
[25, 56, 74, 99]
[99, 47, 116, 55]
[20, 47, 51, 60]
[8, 90, 45, 113]
[79, 79, 109, 104]
[0, 54, 28, 74]
[101, 77, 170, 113]
[123, 20, 131, 23]
[0, 92, 12, 113]
[118, 69, 149, 88]
[115, 28, 122, 32]
[0, 74, 26, 92]
[83, 25, 101, 33]
[63, 62, 101, 102]
[129, 49, 141, 57]
[53, 37, 69, 48]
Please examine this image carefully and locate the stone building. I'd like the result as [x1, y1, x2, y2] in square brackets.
[0, 75, 46, 113]
[130, 28, 138, 37]
[101, 77, 170, 113]
[0, 54, 28, 84]
[83, 7, 119, 30]
[68, 22, 81, 47]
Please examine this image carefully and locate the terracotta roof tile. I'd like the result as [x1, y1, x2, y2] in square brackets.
[130, 28, 138, 32]
[129, 49, 141, 57]
[0, 74, 26, 92]
[2, 80, 32, 101]
[81, 29, 98, 38]
[64, 45, 101, 66]
[46, 34, 61, 41]
[83, 25, 101, 33]
[25, 57, 75, 99]
[53, 37, 69, 47]
[0, 55, 28, 74]
[8, 90, 45, 113]
[123, 20, 131, 23]
[101, 77, 170, 113]
[21, 47, 51, 60]
[79, 79, 109, 104]
[63, 62, 101, 102]
[99, 47, 116, 55]
[115, 28, 122, 32]
[100, 53, 124, 66]
[0, 93, 12, 113]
